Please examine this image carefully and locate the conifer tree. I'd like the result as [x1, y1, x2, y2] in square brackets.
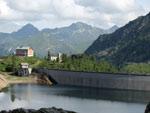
[11, 53, 17, 72]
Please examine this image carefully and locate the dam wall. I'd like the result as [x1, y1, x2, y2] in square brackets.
[37, 68, 150, 91]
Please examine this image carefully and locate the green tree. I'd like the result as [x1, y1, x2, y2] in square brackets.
[56, 57, 59, 63]
[11, 53, 17, 72]
[71, 57, 76, 65]
[67, 63, 72, 70]
[62, 54, 68, 63]
[44, 56, 47, 60]
[63, 63, 68, 69]
[90, 55, 96, 62]
[39, 60, 49, 67]
[48, 51, 50, 55]
[34, 52, 36, 57]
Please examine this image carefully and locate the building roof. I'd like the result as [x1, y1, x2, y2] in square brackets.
[20, 63, 29, 66]
[16, 46, 31, 50]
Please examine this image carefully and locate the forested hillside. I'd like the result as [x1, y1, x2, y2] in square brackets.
[85, 12, 150, 66]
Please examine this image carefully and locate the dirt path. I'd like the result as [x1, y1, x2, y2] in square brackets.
[0, 73, 8, 89]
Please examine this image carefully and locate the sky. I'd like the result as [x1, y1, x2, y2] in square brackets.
[0, 0, 149, 33]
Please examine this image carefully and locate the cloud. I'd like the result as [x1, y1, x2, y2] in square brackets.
[0, 0, 23, 21]
[0, 0, 149, 32]
[6, 0, 93, 20]
[75, 0, 146, 26]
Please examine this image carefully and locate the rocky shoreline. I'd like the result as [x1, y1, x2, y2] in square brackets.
[0, 107, 76, 113]
[0, 72, 53, 91]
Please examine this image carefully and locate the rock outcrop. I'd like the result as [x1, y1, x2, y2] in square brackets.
[145, 102, 150, 113]
[35, 73, 53, 85]
[0, 107, 76, 113]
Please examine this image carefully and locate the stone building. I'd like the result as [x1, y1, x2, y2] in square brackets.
[18, 63, 32, 76]
[16, 46, 34, 57]
[48, 53, 62, 62]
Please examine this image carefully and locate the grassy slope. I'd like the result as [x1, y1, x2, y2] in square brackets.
[69, 41, 93, 53]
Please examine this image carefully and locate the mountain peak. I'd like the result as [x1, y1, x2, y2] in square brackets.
[11, 23, 40, 41]
[69, 22, 92, 30]
[73, 22, 88, 25]
[105, 25, 118, 33]
[21, 23, 38, 31]
[17, 23, 39, 33]
[109, 25, 118, 31]
[110, 25, 118, 29]
[147, 12, 150, 16]
[24, 23, 34, 27]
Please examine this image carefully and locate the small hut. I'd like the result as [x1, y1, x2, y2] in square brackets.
[18, 63, 31, 76]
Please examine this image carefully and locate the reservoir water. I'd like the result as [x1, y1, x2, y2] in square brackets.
[0, 84, 148, 113]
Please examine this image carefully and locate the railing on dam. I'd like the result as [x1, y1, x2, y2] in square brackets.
[34, 67, 150, 77]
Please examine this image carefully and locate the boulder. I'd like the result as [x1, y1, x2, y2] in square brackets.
[145, 102, 150, 113]
[0, 107, 76, 113]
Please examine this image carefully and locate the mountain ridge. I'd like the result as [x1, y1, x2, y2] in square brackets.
[41, 22, 118, 53]
[85, 12, 150, 66]
[0, 22, 118, 56]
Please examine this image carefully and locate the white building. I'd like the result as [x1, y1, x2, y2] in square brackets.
[48, 53, 62, 62]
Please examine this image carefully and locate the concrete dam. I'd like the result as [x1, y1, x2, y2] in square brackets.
[37, 68, 150, 91]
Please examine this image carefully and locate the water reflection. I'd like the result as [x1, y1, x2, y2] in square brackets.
[10, 85, 15, 102]
[53, 86, 150, 104]
[0, 84, 148, 113]
[5, 84, 150, 104]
